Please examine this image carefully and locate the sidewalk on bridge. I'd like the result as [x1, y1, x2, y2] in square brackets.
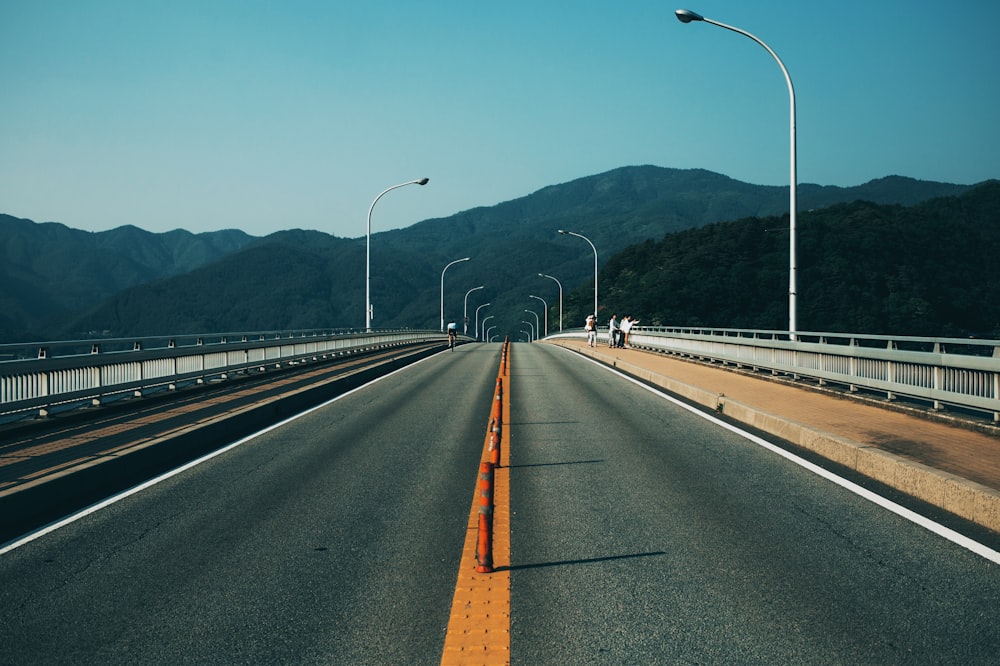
[547, 338, 1000, 534]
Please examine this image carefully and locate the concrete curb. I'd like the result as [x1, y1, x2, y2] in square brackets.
[556, 342, 1000, 534]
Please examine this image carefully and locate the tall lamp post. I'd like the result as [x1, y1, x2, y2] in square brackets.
[558, 230, 598, 320]
[529, 295, 548, 338]
[524, 309, 540, 341]
[440, 257, 471, 332]
[463, 286, 484, 335]
[481, 314, 495, 342]
[675, 8, 797, 338]
[366, 177, 429, 331]
[538, 273, 563, 331]
[521, 320, 534, 342]
[475, 302, 491, 341]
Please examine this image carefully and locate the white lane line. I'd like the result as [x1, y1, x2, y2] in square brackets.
[0, 355, 436, 556]
[573, 351, 1000, 566]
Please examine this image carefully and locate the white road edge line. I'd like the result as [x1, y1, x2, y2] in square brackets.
[573, 350, 1000, 566]
[0, 355, 437, 556]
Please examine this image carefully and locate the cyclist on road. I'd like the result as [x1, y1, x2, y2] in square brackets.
[447, 322, 458, 350]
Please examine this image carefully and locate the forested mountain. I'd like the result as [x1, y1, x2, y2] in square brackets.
[587, 180, 1000, 338]
[0, 215, 253, 341]
[0, 166, 984, 342]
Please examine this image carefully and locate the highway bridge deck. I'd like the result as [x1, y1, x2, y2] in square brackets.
[1, 340, 998, 663]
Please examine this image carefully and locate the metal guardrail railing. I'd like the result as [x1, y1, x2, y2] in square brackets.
[547, 327, 1000, 422]
[0, 329, 450, 420]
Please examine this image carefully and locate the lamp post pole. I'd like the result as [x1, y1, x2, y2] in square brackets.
[675, 8, 797, 338]
[475, 302, 491, 341]
[529, 295, 548, 338]
[538, 273, 563, 331]
[486, 326, 496, 342]
[366, 177, 429, 331]
[558, 230, 598, 320]
[463, 286, 484, 335]
[524, 309, 540, 341]
[481, 315, 495, 342]
[521, 320, 534, 342]
[440, 257, 471, 332]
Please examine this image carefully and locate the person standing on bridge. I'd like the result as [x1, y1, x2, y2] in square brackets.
[585, 314, 597, 347]
[608, 314, 619, 348]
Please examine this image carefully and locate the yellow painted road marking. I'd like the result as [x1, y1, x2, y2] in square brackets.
[441, 349, 512, 665]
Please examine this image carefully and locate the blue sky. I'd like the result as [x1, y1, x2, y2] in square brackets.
[2, 0, 998, 238]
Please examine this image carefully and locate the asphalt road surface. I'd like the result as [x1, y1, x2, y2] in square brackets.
[509, 343, 999, 664]
[1, 341, 998, 664]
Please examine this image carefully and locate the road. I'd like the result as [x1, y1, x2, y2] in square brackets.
[1, 342, 998, 664]
[509, 343, 999, 664]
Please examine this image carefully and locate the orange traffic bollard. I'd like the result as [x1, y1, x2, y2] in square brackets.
[489, 431, 501, 467]
[476, 461, 495, 573]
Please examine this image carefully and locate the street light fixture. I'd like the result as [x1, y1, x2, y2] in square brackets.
[524, 309, 539, 341]
[675, 8, 797, 338]
[529, 295, 548, 338]
[365, 178, 429, 331]
[475, 302, 491, 341]
[481, 315, 495, 342]
[440, 257, 471, 332]
[521, 320, 534, 342]
[463, 286, 484, 335]
[538, 273, 563, 331]
[558, 230, 598, 320]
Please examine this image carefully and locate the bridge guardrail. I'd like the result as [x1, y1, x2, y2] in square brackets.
[0, 329, 451, 420]
[547, 327, 1000, 422]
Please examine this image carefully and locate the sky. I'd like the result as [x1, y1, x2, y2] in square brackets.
[2, 0, 998, 239]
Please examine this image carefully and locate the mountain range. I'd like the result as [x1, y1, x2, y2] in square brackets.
[0, 165, 987, 343]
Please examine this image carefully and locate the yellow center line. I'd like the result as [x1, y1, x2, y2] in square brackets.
[440, 348, 512, 665]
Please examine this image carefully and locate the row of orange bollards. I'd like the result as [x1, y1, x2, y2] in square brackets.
[476, 337, 510, 574]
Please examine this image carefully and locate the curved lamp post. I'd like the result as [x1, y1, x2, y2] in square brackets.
[520, 320, 534, 342]
[675, 8, 797, 338]
[440, 257, 471, 332]
[481, 315, 495, 342]
[475, 302, 491, 341]
[366, 177, 429, 331]
[558, 229, 598, 320]
[463, 286, 484, 335]
[529, 295, 548, 338]
[523, 310, 540, 341]
[538, 273, 563, 331]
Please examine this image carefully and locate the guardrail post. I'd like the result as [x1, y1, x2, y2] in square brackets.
[476, 461, 495, 573]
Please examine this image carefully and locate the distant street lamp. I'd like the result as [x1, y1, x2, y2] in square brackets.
[524, 309, 539, 341]
[440, 257, 471, 332]
[558, 230, 598, 320]
[486, 326, 497, 342]
[366, 178, 429, 331]
[675, 8, 797, 338]
[520, 320, 534, 342]
[538, 273, 563, 331]
[481, 315, 495, 342]
[529, 295, 548, 338]
[475, 302, 491, 341]
[463, 286, 484, 335]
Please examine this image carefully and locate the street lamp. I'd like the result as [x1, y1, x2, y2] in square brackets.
[464, 286, 484, 335]
[521, 320, 534, 342]
[538, 273, 563, 331]
[529, 295, 548, 338]
[440, 257, 471, 332]
[481, 315, 495, 342]
[675, 8, 797, 338]
[524, 309, 539, 341]
[366, 178, 429, 331]
[558, 230, 598, 320]
[475, 302, 491, 341]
